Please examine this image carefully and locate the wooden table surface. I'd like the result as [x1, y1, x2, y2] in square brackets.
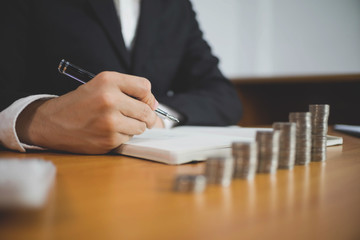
[0, 130, 360, 240]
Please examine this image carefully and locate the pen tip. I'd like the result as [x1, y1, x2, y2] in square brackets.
[169, 115, 180, 123]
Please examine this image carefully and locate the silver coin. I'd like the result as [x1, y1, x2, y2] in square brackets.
[273, 122, 296, 169]
[173, 175, 207, 193]
[309, 104, 330, 162]
[205, 157, 234, 186]
[289, 112, 312, 165]
[232, 142, 258, 180]
[256, 131, 280, 174]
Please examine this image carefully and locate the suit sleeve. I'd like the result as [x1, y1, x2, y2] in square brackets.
[0, 0, 30, 112]
[162, 0, 242, 126]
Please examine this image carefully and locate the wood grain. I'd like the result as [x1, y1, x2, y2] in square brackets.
[0, 130, 359, 240]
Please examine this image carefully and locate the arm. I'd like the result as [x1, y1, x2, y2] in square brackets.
[0, 1, 163, 154]
[15, 72, 161, 154]
[161, 0, 242, 126]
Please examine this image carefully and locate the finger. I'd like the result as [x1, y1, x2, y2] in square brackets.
[93, 109, 148, 136]
[116, 93, 158, 128]
[116, 134, 132, 145]
[97, 72, 158, 110]
[118, 75, 158, 110]
[115, 114, 149, 135]
[103, 133, 132, 151]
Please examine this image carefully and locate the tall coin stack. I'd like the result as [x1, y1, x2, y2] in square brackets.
[173, 175, 207, 193]
[205, 157, 234, 187]
[256, 131, 280, 174]
[289, 112, 312, 165]
[272, 122, 296, 169]
[232, 142, 258, 180]
[309, 104, 330, 162]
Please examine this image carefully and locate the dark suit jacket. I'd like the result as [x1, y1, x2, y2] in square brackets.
[0, 0, 242, 126]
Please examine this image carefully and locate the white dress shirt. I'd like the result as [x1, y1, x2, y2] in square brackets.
[113, 0, 140, 50]
[0, 0, 180, 152]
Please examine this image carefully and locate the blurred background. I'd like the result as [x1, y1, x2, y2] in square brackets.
[192, 0, 360, 78]
[191, 0, 360, 126]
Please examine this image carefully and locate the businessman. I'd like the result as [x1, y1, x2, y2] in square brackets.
[0, 0, 242, 154]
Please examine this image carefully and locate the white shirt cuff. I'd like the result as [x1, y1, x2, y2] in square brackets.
[0, 95, 57, 152]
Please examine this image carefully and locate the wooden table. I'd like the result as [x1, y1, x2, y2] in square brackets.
[1, 130, 360, 240]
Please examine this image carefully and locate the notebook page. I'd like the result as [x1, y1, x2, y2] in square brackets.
[124, 128, 253, 153]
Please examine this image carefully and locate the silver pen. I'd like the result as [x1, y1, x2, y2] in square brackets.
[58, 59, 179, 123]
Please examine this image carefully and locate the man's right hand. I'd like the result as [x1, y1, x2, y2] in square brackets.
[16, 72, 160, 154]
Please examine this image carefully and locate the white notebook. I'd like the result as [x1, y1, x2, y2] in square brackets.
[115, 126, 343, 165]
[115, 127, 255, 164]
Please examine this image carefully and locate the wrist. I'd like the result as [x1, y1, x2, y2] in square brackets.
[16, 99, 48, 146]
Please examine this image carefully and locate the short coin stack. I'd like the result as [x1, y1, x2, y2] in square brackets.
[273, 122, 296, 169]
[309, 104, 330, 162]
[173, 175, 207, 193]
[232, 142, 258, 180]
[256, 131, 280, 174]
[205, 157, 234, 186]
[289, 112, 312, 165]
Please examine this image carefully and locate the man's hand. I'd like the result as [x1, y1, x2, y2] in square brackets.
[16, 72, 164, 154]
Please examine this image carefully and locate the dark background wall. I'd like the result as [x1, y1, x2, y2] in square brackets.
[234, 74, 360, 126]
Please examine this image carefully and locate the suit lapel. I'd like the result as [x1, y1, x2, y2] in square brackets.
[88, 0, 131, 70]
[132, 0, 161, 75]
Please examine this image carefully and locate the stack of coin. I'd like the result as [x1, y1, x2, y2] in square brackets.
[273, 122, 296, 169]
[205, 157, 234, 186]
[173, 175, 207, 193]
[232, 142, 258, 180]
[256, 131, 280, 174]
[289, 112, 312, 165]
[309, 104, 330, 162]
